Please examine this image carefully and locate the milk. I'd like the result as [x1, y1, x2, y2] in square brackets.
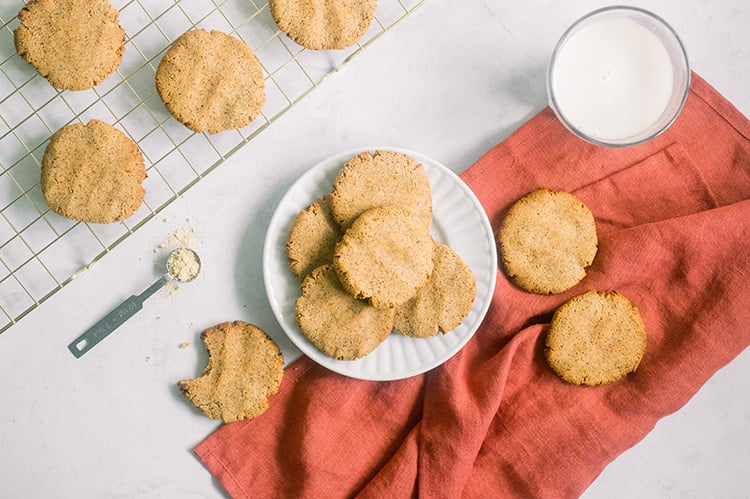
[550, 16, 675, 143]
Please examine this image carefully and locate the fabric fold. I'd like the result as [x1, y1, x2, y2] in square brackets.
[195, 72, 750, 498]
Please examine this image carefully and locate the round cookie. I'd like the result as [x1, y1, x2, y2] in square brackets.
[14, 0, 125, 90]
[295, 265, 395, 360]
[333, 205, 434, 309]
[155, 29, 265, 134]
[329, 150, 433, 229]
[269, 0, 378, 50]
[177, 321, 285, 423]
[545, 290, 647, 386]
[394, 241, 476, 338]
[41, 119, 146, 224]
[286, 195, 343, 280]
[498, 189, 598, 294]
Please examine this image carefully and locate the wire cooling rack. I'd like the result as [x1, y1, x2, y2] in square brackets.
[0, 0, 425, 334]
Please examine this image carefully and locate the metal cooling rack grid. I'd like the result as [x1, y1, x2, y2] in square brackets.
[0, 0, 425, 333]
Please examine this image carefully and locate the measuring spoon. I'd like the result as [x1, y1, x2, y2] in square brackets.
[68, 248, 201, 358]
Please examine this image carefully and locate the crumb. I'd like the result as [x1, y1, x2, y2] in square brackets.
[178, 342, 191, 349]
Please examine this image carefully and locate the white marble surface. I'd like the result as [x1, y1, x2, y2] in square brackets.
[1, 1, 748, 497]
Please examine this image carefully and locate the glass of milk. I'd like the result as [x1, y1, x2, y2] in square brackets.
[547, 6, 690, 147]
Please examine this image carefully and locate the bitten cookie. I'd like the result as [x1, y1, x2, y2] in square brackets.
[498, 189, 598, 294]
[269, 0, 378, 50]
[295, 265, 395, 360]
[178, 321, 285, 423]
[155, 29, 265, 134]
[394, 241, 476, 338]
[14, 0, 125, 90]
[286, 195, 343, 280]
[41, 119, 146, 224]
[545, 290, 647, 386]
[334, 205, 434, 309]
[329, 150, 433, 228]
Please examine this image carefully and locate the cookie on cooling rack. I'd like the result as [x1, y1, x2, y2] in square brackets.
[329, 150, 433, 229]
[178, 321, 285, 423]
[544, 290, 647, 386]
[14, 0, 125, 90]
[41, 119, 146, 224]
[155, 29, 265, 134]
[498, 188, 598, 294]
[394, 241, 476, 338]
[295, 265, 395, 360]
[286, 195, 343, 280]
[269, 0, 378, 50]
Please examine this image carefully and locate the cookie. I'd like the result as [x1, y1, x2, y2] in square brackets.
[498, 189, 598, 294]
[41, 119, 146, 224]
[178, 321, 285, 423]
[394, 241, 476, 338]
[329, 150, 432, 228]
[269, 0, 378, 50]
[286, 195, 343, 280]
[544, 290, 647, 386]
[334, 205, 434, 309]
[155, 29, 265, 134]
[295, 265, 395, 360]
[14, 0, 125, 90]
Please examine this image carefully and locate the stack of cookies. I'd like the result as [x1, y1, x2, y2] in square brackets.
[286, 150, 477, 361]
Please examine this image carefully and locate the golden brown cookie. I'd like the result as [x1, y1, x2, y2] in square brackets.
[155, 29, 265, 134]
[177, 321, 285, 423]
[394, 241, 476, 338]
[14, 0, 125, 90]
[295, 265, 395, 360]
[498, 189, 598, 294]
[333, 205, 434, 309]
[269, 0, 378, 50]
[286, 195, 343, 280]
[329, 150, 433, 228]
[41, 119, 146, 224]
[545, 290, 647, 386]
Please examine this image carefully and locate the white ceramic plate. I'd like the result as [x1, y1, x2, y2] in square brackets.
[262, 147, 497, 380]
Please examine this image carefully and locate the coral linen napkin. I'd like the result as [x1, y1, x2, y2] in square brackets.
[195, 72, 750, 498]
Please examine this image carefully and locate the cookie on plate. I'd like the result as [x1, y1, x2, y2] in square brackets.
[14, 0, 125, 90]
[178, 321, 285, 423]
[155, 29, 265, 134]
[295, 265, 395, 360]
[544, 290, 647, 386]
[41, 119, 146, 224]
[286, 195, 343, 280]
[269, 0, 378, 50]
[329, 150, 432, 229]
[498, 188, 597, 294]
[394, 241, 476, 338]
[334, 205, 434, 309]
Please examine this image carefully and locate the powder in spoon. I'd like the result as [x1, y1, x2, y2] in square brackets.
[167, 248, 200, 282]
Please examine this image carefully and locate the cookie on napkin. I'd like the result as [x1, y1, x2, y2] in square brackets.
[178, 321, 285, 423]
[14, 0, 126, 90]
[156, 29, 265, 134]
[545, 290, 647, 386]
[498, 188, 598, 294]
[41, 119, 146, 224]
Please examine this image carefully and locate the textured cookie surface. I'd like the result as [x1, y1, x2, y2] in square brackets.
[498, 189, 598, 294]
[156, 29, 265, 134]
[545, 290, 647, 386]
[286, 196, 343, 280]
[394, 242, 476, 338]
[269, 0, 377, 50]
[41, 119, 146, 224]
[14, 0, 125, 90]
[178, 321, 285, 423]
[329, 150, 432, 228]
[295, 265, 395, 360]
[334, 205, 434, 309]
